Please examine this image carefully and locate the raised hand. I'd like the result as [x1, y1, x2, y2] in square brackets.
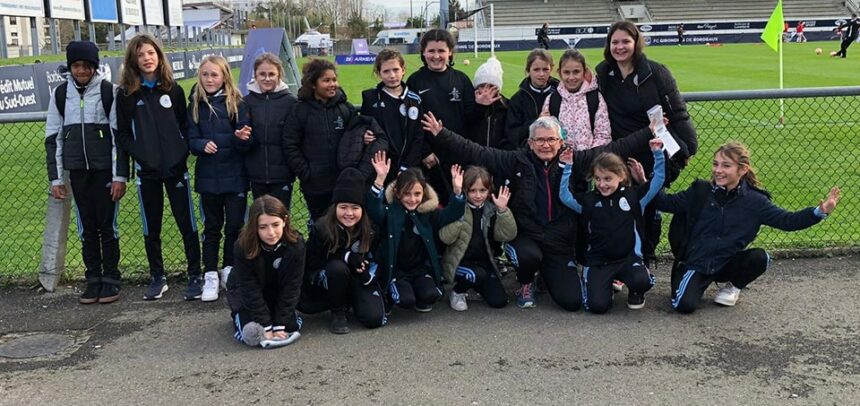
[559, 147, 573, 165]
[421, 112, 444, 136]
[475, 85, 502, 106]
[372, 150, 390, 187]
[819, 186, 841, 214]
[627, 158, 646, 185]
[450, 164, 464, 196]
[492, 185, 511, 212]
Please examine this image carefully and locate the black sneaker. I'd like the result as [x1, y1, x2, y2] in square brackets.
[79, 283, 101, 304]
[415, 303, 433, 313]
[627, 291, 646, 310]
[143, 277, 168, 301]
[98, 284, 121, 304]
[183, 276, 203, 301]
[330, 311, 351, 334]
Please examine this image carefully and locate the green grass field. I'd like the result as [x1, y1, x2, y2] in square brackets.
[1, 42, 857, 283]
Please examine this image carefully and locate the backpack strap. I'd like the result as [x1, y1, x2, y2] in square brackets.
[100, 80, 114, 118]
[586, 89, 599, 130]
[54, 82, 68, 119]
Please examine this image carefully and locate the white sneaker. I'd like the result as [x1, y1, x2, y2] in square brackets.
[201, 271, 220, 302]
[714, 282, 741, 306]
[449, 292, 468, 311]
[220, 266, 232, 290]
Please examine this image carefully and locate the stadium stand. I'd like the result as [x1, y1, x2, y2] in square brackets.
[644, 0, 849, 21]
[485, 0, 621, 26]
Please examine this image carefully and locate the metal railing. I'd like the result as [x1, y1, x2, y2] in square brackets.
[0, 86, 857, 284]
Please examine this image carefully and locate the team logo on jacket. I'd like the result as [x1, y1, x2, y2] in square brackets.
[408, 106, 419, 120]
[619, 197, 631, 212]
[159, 95, 172, 108]
[273, 258, 282, 269]
[449, 87, 461, 102]
[334, 116, 344, 130]
[399, 104, 407, 117]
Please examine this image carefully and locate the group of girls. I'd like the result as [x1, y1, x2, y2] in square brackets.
[51, 24, 841, 350]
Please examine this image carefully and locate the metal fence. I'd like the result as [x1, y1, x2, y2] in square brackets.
[0, 87, 858, 283]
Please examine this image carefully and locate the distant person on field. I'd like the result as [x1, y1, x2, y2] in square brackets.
[677, 23, 685, 45]
[655, 143, 840, 313]
[834, 14, 860, 58]
[596, 21, 698, 271]
[46, 41, 127, 305]
[537, 23, 550, 50]
[795, 21, 806, 43]
[506, 49, 558, 148]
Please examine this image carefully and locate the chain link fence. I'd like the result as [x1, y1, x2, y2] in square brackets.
[0, 87, 858, 283]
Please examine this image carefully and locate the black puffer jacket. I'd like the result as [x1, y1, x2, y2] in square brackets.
[360, 83, 425, 180]
[426, 127, 653, 251]
[506, 77, 559, 148]
[187, 86, 252, 194]
[244, 81, 297, 184]
[282, 89, 357, 196]
[226, 237, 305, 328]
[468, 97, 511, 150]
[596, 55, 698, 184]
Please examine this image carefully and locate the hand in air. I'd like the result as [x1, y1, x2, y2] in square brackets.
[492, 186, 511, 212]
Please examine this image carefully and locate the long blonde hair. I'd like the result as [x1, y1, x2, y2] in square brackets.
[715, 142, 762, 189]
[120, 34, 174, 95]
[191, 55, 242, 123]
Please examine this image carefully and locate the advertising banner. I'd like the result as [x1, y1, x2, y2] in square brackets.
[162, 0, 181, 26]
[141, 0, 163, 26]
[86, 0, 118, 22]
[0, 0, 44, 17]
[0, 66, 42, 114]
[118, 0, 143, 25]
[46, 0, 85, 20]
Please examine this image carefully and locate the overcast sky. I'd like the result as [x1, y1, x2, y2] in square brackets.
[365, 0, 480, 21]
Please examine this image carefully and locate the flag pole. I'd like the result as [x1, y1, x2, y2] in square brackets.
[779, 34, 785, 125]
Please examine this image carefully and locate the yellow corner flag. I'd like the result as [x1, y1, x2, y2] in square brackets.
[761, 0, 784, 52]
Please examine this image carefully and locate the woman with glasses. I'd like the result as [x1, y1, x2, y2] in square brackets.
[422, 114, 655, 310]
[595, 21, 698, 271]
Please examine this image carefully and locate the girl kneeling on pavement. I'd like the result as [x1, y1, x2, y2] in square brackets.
[368, 151, 465, 314]
[299, 168, 387, 334]
[655, 142, 840, 313]
[227, 195, 305, 348]
[439, 166, 516, 311]
[559, 137, 665, 313]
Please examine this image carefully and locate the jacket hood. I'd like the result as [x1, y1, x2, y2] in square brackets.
[247, 80, 290, 95]
[383, 181, 440, 213]
[518, 76, 559, 93]
[557, 68, 598, 99]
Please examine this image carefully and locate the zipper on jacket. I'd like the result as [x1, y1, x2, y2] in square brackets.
[544, 167, 553, 221]
[264, 93, 270, 183]
[80, 94, 90, 170]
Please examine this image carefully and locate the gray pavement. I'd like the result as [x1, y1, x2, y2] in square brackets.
[0, 255, 858, 405]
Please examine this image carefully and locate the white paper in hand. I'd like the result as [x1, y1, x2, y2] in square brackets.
[646, 105, 681, 157]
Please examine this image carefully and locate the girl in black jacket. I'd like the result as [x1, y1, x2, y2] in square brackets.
[283, 59, 365, 221]
[245, 53, 298, 209]
[298, 168, 386, 334]
[596, 21, 699, 269]
[113, 34, 201, 302]
[188, 55, 252, 302]
[506, 49, 558, 149]
[227, 195, 305, 349]
[361, 48, 424, 186]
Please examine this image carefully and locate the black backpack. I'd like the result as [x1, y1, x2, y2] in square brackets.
[668, 179, 711, 296]
[55, 80, 114, 119]
[547, 89, 600, 131]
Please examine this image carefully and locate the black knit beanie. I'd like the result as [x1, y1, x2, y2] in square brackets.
[66, 41, 99, 69]
[331, 168, 367, 207]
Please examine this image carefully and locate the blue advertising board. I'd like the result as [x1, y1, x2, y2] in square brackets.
[87, 0, 119, 24]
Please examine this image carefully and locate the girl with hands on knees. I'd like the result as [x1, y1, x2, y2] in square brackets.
[368, 150, 466, 315]
[655, 142, 841, 313]
[440, 167, 517, 311]
[559, 137, 665, 313]
[188, 55, 252, 302]
[298, 168, 387, 334]
[227, 195, 305, 349]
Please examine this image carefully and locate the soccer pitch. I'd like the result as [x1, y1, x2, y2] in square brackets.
[0, 42, 857, 282]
